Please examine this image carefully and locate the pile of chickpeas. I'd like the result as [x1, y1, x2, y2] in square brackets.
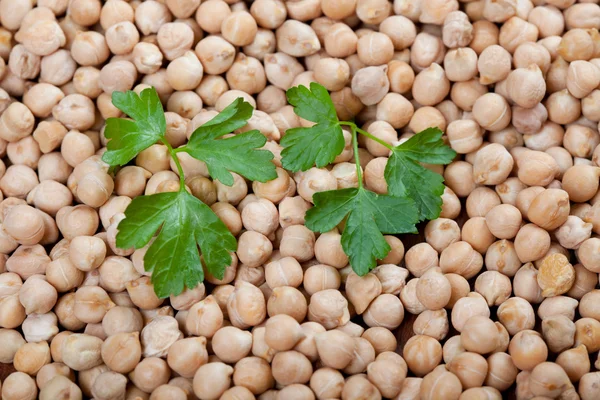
[0, 0, 600, 399]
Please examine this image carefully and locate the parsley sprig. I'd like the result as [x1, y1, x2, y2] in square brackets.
[102, 88, 277, 297]
[282, 82, 456, 275]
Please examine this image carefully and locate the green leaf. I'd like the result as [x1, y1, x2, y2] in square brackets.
[188, 97, 254, 143]
[102, 88, 167, 166]
[306, 188, 418, 275]
[280, 83, 345, 172]
[184, 130, 277, 186]
[115, 190, 236, 298]
[184, 98, 276, 185]
[385, 128, 456, 221]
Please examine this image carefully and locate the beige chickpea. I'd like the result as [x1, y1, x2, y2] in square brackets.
[564, 124, 600, 158]
[20, 312, 58, 343]
[451, 293, 490, 333]
[356, 32, 394, 67]
[558, 28, 595, 62]
[0, 102, 35, 143]
[513, 103, 548, 136]
[541, 314, 576, 355]
[485, 204, 522, 239]
[459, 315, 499, 355]
[242, 28, 276, 60]
[134, 0, 172, 35]
[444, 48, 478, 83]
[472, 93, 512, 132]
[22, 83, 64, 119]
[450, 79, 488, 112]
[517, 150, 560, 187]
[61, 130, 95, 168]
[126, 276, 163, 310]
[308, 368, 344, 400]
[477, 44, 511, 85]
[465, 187, 500, 219]
[310, 330, 354, 371]
[403, 335, 442, 377]
[444, 161, 478, 198]
[228, 280, 267, 329]
[447, 352, 488, 390]
[307, 289, 349, 329]
[556, 344, 591, 383]
[442, 10, 473, 48]
[378, 235, 404, 266]
[351, 65, 389, 106]
[507, 65, 547, 108]
[231, 356, 274, 395]
[410, 32, 445, 72]
[212, 326, 252, 363]
[211, 202, 242, 236]
[412, 63, 450, 106]
[507, 330, 549, 372]
[386, 62, 414, 98]
[288, 321, 323, 363]
[303, 264, 341, 296]
[225, 54, 266, 94]
[413, 309, 449, 341]
[359, 328, 398, 359]
[140, 316, 182, 359]
[236, 231, 273, 268]
[183, 295, 222, 338]
[60, 333, 103, 371]
[100, 332, 142, 374]
[52, 94, 96, 132]
[566, 60, 600, 99]
[370, 264, 407, 297]
[129, 357, 171, 394]
[439, 241, 483, 279]
[566, 263, 597, 300]
[546, 89, 582, 125]
[405, 243, 438, 278]
[461, 217, 494, 254]
[70, 31, 110, 67]
[409, 106, 447, 134]
[415, 267, 451, 311]
[74, 286, 115, 324]
[583, 90, 600, 122]
[0, 329, 25, 364]
[275, 20, 320, 57]
[192, 362, 234, 400]
[574, 317, 600, 353]
[99, 60, 138, 95]
[578, 237, 600, 273]
[1, 371, 38, 400]
[512, 263, 543, 304]
[446, 119, 482, 154]
[474, 271, 512, 307]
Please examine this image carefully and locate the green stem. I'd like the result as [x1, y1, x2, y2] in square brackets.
[355, 126, 394, 150]
[161, 139, 186, 191]
[349, 125, 363, 189]
[339, 121, 394, 150]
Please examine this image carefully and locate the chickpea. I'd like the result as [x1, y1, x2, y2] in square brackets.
[212, 326, 252, 363]
[414, 267, 451, 311]
[578, 238, 600, 273]
[351, 65, 390, 106]
[472, 93, 512, 132]
[411, 63, 450, 106]
[0, 102, 35, 143]
[1, 371, 38, 400]
[303, 264, 341, 296]
[403, 335, 442, 377]
[403, 243, 437, 278]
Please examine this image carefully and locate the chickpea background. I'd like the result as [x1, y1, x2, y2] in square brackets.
[1, 0, 600, 398]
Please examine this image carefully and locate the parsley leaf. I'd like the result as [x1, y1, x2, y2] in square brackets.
[188, 98, 254, 142]
[116, 190, 236, 298]
[185, 100, 277, 186]
[385, 128, 456, 220]
[280, 82, 345, 172]
[305, 188, 418, 275]
[185, 130, 277, 186]
[102, 88, 167, 166]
